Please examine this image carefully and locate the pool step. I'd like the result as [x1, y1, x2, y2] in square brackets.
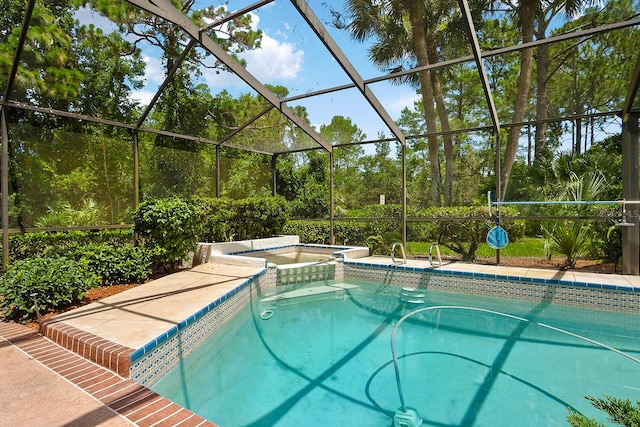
[261, 283, 359, 302]
[399, 287, 426, 304]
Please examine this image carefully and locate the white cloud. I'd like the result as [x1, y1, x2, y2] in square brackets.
[142, 55, 165, 86]
[200, 32, 305, 91]
[241, 34, 304, 82]
[130, 89, 156, 106]
[131, 56, 165, 106]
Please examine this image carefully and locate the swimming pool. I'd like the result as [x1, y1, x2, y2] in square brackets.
[149, 279, 640, 426]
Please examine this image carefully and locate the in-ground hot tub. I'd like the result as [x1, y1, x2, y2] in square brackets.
[192, 236, 369, 285]
[231, 243, 365, 285]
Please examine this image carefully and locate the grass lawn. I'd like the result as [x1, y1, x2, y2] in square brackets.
[407, 237, 547, 258]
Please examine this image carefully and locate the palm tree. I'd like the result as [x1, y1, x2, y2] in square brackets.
[341, 0, 465, 206]
[499, 0, 596, 198]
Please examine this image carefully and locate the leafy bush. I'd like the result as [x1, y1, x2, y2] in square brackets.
[196, 196, 289, 242]
[586, 206, 622, 262]
[417, 206, 524, 261]
[132, 198, 204, 271]
[67, 243, 152, 286]
[196, 198, 236, 242]
[5, 229, 133, 262]
[232, 197, 289, 240]
[0, 257, 99, 320]
[283, 219, 394, 249]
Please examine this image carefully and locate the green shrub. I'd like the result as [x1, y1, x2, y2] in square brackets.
[195, 198, 235, 242]
[417, 206, 524, 261]
[67, 243, 152, 286]
[195, 196, 289, 242]
[282, 220, 331, 244]
[282, 219, 399, 251]
[0, 257, 99, 320]
[132, 198, 204, 271]
[5, 229, 133, 262]
[232, 197, 289, 240]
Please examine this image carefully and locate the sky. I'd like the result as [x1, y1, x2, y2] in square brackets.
[74, 0, 629, 153]
[193, 0, 422, 141]
[75, 1, 422, 144]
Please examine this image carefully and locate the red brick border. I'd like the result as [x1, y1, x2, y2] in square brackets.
[40, 319, 133, 377]
[0, 322, 217, 427]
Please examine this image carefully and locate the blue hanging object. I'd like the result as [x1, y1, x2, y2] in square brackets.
[486, 224, 508, 250]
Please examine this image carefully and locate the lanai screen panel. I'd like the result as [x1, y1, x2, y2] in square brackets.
[138, 134, 218, 200]
[218, 149, 272, 198]
[6, 113, 134, 228]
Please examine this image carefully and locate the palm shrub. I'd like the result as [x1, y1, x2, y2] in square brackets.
[543, 221, 590, 268]
[132, 198, 204, 271]
[567, 395, 640, 426]
[543, 171, 610, 268]
[0, 257, 99, 320]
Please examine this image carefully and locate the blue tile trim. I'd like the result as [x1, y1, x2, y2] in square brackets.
[130, 268, 266, 364]
[343, 260, 640, 293]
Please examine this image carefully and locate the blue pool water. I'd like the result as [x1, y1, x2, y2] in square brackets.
[150, 280, 640, 426]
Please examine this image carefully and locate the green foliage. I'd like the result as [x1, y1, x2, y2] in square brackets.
[567, 395, 640, 426]
[232, 197, 290, 240]
[0, 257, 99, 320]
[196, 196, 289, 242]
[282, 220, 332, 244]
[283, 219, 390, 248]
[34, 199, 106, 227]
[416, 206, 524, 261]
[587, 206, 622, 262]
[132, 198, 204, 271]
[197, 198, 236, 242]
[543, 222, 590, 268]
[5, 229, 133, 262]
[542, 172, 613, 268]
[67, 243, 152, 286]
[285, 206, 524, 259]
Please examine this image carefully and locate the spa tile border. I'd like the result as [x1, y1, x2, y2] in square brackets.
[0, 322, 216, 427]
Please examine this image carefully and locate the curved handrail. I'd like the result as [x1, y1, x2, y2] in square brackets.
[390, 305, 640, 412]
[428, 243, 441, 267]
[391, 242, 407, 265]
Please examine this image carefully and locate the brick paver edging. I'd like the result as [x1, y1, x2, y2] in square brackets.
[0, 322, 217, 427]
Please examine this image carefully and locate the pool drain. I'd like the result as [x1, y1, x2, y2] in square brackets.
[260, 309, 274, 320]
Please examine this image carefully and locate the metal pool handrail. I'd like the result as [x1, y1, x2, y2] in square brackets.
[390, 305, 640, 413]
[391, 242, 407, 265]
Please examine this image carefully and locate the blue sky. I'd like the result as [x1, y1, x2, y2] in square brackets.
[92, 0, 422, 142]
[75, 1, 625, 151]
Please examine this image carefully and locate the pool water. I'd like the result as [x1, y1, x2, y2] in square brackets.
[150, 280, 640, 426]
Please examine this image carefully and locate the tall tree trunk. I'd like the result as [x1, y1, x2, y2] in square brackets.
[403, 0, 441, 206]
[500, 0, 536, 199]
[428, 42, 454, 206]
[534, 31, 549, 164]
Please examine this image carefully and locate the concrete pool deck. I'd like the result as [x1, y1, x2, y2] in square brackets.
[1, 259, 639, 426]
